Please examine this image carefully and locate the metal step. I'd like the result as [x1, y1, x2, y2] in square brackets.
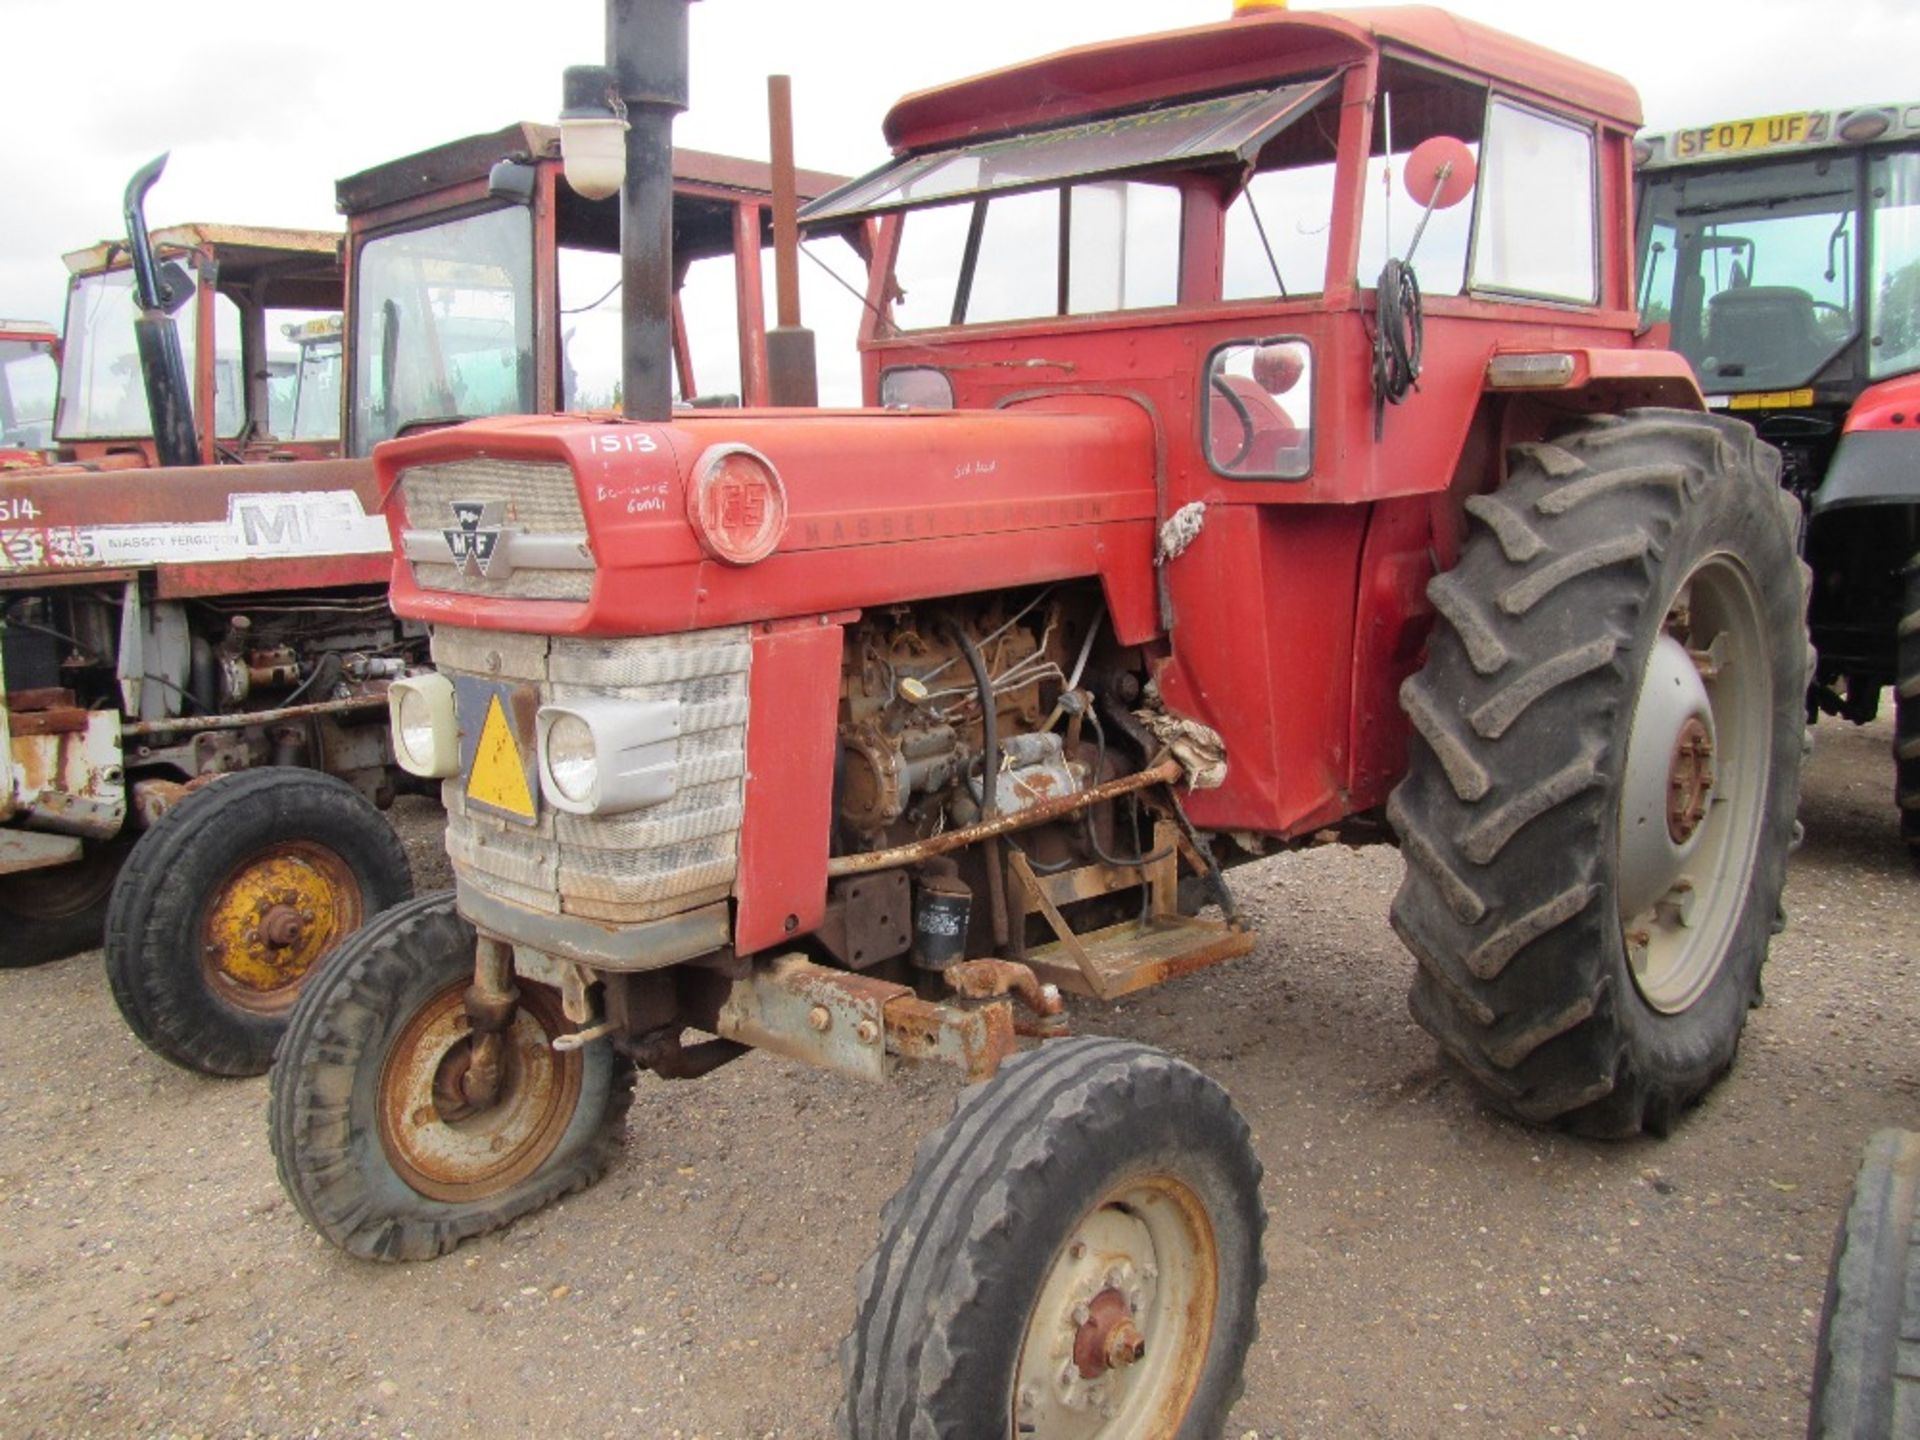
[1022, 914, 1255, 1000]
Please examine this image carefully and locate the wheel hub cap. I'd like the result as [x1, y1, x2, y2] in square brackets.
[376, 979, 582, 1204]
[1013, 1177, 1217, 1439]
[199, 842, 360, 1013]
[1666, 717, 1715, 844]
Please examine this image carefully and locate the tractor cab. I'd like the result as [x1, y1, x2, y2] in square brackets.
[1637, 105, 1920, 846]
[334, 123, 857, 458]
[0, 320, 57, 465]
[52, 225, 345, 467]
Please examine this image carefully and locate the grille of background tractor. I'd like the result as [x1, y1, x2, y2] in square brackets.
[401, 459, 595, 601]
[431, 624, 748, 923]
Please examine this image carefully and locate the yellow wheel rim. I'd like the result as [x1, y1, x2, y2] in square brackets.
[198, 841, 362, 1013]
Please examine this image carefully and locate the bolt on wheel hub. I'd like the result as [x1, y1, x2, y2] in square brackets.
[1666, 716, 1715, 844]
[1013, 1176, 1217, 1438]
[198, 842, 360, 1013]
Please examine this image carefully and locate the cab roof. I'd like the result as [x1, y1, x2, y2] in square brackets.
[62, 223, 340, 278]
[334, 122, 847, 216]
[882, 5, 1641, 153]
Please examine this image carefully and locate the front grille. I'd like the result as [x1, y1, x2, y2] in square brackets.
[433, 624, 749, 925]
[399, 459, 595, 602]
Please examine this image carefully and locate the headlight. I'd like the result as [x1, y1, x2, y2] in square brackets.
[388, 673, 458, 778]
[536, 698, 682, 816]
[543, 712, 598, 804]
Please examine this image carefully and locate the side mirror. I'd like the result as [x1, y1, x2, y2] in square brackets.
[154, 260, 194, 316]
[487, 158, 538, 207]
[1403, 136, 1477, 211]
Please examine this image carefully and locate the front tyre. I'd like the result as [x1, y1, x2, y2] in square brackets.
[268, 891, 634, 1262]
[839, 1037, 1264, 1439]
[0, 839, 128, 968]
[1809, 1129, 1920, 1438]
[1392, 409, 1809, 1136]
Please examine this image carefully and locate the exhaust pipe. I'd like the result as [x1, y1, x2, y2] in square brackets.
[123, 154, 200, 467]
[605, 0, 693, 423]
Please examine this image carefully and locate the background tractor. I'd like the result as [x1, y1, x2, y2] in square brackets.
[0, 130, 850, 1077]
[1636, 105, 1920, 861]
[0, 319, 58, 465]
[269, 2, 1811, 1434]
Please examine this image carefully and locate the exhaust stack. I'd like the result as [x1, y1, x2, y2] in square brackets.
[604, 0, 693, 423]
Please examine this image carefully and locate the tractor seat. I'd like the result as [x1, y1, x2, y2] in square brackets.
[1704, 285, 1822, 383]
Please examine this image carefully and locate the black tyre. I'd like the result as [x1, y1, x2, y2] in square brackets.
[1809, 1129, 1920, 1439]
[1898, 554, 1919, 865]
[1392, 409, 1809, 1136]
[104, 768, 412, 1076]
[840, 1037, 1264, 1439]
[269, 891, 634, 1262]
[0, 839, 128, 968]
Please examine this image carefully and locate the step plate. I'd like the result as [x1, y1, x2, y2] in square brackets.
[1023, 916, 1256, 1000]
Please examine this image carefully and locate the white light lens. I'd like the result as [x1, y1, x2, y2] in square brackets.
[396, 687, 438, 771]
[386, 672, 457, 779]
[544, 712, 599, 804]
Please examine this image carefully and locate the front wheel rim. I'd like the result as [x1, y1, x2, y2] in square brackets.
[1012, 1174, 1219, 1439]
[376, 979, 583, 1204]
[1617, 555, 1772, 1014]
[199, 841, 362, 1013]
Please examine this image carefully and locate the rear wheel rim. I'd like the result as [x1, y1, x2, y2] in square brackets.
[1617, 556, 1771, 1014]
[198, 841, 362, 1014]
[377, 979, 583, 1204]
[1012, 1174, 1218, 1439]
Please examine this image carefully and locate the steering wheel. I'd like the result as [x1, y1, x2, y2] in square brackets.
[1209, 370, 1256, 470]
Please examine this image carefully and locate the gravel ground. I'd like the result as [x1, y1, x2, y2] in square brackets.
[0, 711, 1913, 1440]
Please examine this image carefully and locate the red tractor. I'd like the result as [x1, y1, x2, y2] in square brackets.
[270, 4, 1810, 1433]
[0, 320, 58, 466]
[1, 133, 846, 1078]
[1634, 104, 1920, 861]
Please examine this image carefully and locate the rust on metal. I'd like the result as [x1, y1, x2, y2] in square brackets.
[814, 870, 912, 969]
[944, 957, 1063, 1018]
[880, 992, 1016, 1084]
[1022, 916, 1256, 1002]
[1667, 717, 1714, 844]
[121, 693, 387, 738]
[711, 953, 1017, 1083]
[198, 840, 362, 1014]
[826, 758, 1183, 877]
[377, 977, 582, 1204]
[1073, 1288, 1146, 1380]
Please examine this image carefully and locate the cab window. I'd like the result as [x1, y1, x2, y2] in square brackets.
[1471, 100, 1598, 303]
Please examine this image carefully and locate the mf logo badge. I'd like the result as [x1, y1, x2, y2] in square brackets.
[444, 500, 506, 575]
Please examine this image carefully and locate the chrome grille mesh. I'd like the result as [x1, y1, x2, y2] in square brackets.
[433, 624, 749, 925]
[399, 460, 594, 602]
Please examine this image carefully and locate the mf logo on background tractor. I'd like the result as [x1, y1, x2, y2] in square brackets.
[443, 500, 508, 576]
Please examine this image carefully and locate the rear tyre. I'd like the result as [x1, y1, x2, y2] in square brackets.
[104, 768, 412, 1075]
[0, 839, 127, 968]
[839, 1037, 1264, 1439]
[1391, 409, 1809, 1136]
[1809, 1129, 1920, 1439]
[1897, 554, 1919, 865]
[269, 891, 634, 1262]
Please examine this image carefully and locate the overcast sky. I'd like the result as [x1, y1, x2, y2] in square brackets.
[4, 0, 1916, 330]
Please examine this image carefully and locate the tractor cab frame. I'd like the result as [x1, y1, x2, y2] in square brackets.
[52, 224, 346, 467]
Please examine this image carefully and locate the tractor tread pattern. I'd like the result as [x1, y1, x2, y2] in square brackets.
[1390, 408, 1806, 1137]
[838, 1038, 1265, 1439]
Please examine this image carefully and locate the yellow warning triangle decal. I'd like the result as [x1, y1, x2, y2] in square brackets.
[468, 694, 537, 820]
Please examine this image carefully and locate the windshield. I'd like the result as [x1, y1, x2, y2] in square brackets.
[285, 336, 342, 440]
[1638, 154, 1862, 392]
[54, 266, 248, 440]
[350, 206, 535, 456]
[1868, 149, 1920, 380]
[0, 336, 57, 452]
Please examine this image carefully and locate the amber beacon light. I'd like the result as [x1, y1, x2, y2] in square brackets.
[1233, 0, 1289, 14]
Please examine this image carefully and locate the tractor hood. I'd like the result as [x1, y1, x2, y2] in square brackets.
[0, 458, 388, 597]
[376, 401, 1163, 646]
